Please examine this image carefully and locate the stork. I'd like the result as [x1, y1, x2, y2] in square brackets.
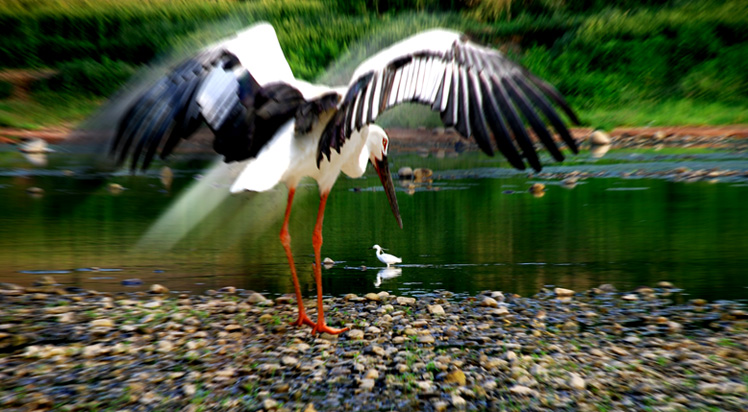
[110, 22, 579, 335]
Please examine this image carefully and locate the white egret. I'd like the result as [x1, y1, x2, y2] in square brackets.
[372, 245, 402, 267]
[109, 22, 578, 335]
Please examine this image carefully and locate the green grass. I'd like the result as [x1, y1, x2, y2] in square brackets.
[0, 92, 101, 130]
[1, 0, 747, 131]
[580, 99, 748, 130]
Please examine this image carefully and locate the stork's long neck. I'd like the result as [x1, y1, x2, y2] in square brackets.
[376, 248, 383, 257]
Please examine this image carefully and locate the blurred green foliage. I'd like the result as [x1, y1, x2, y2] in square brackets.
[0, 0, 746, 127]
[0, 80, 12, 99]
[35, 58, 136, 96]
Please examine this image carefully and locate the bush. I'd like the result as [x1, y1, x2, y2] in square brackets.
[680, 43, 748, 102]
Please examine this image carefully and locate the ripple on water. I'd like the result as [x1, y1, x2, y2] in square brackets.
[19, 270, 72, 274]
[75, 268, 123, 272]
[605, 187, 651, 191]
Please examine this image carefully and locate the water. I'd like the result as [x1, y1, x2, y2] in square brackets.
[1, 143, 747, 302]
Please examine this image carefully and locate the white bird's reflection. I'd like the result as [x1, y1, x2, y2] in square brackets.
[22, 153, 48, 167]
[374, 267, 402, 287]
[590, 144, 611, 159]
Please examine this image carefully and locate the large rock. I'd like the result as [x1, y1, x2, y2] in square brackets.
[554, 287, 575, 297]
[589, 130, 611, 145]
[398, 167, 413, 179]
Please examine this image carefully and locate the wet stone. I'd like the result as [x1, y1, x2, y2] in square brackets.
[427, 304, 445, 315]
[347, 329, 365, 340]
[247, 293, 268, 304]
[90, 319, 114, 328]
[150, 284, 169, 294]
[396, 296, 416, 306]
[569, 373, 586, 390]
[359, 379, 375, 392]
[445, 369, 466, 386]
[480, 297, 500, 307]
[418, 335, 436, 344]
[451, 394, 467, 409]
[510, 385, 539, 397]
[555, 287, 575, 297]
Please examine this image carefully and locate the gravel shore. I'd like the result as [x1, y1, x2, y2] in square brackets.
[1, 279, 746, 411]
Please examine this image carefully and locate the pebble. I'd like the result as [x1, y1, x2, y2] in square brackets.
[569, 373, 586, 390]
[303, 403, 317, 412]
[490, 307, 509, 315]
[0, 279, 746, 411]
[183, 383, 196, 396]
[417, 335, 435, 344]
[247, 293, 268, 304]
[445, 369, 466, 386]
[359, 379, 375, 391]
[589, 130, 612, 145]
[364, 293, 380, 302]
[368, 345, 385, 357]
[427, 304, 445, 315]
[90, 319, 114, 328]
[396, 296, 416, 306]
[281, 356, 298, 366]
[347, 329, 365, 340]
[107, 183, 124, 194]
[150, 284, 169, 294]
[451, 394, 467, 409]
[510, 385, 538, 397]
[609, 346, 630, 357]
[398, 167, 413, 179]
[554, 287, 575, 297]
[480, 297, 499, 307]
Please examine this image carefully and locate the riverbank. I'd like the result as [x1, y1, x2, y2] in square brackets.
[2, 124, 748, 146]
[1, 279, 746, 411]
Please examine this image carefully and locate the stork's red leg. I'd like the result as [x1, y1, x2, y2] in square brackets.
[311, 192, 349, 335]
[280, 187, 314, 329]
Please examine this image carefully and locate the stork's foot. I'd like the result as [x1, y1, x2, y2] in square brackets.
[312, 322, 349, 335]
[290, 312, 315, 328]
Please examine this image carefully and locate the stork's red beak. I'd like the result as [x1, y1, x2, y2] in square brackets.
[372, 155, 402, 229]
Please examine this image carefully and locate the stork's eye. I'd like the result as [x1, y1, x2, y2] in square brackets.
[382, 138, 388, 152]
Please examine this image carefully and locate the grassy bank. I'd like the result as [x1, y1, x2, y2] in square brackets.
[0, 0, 746, 131]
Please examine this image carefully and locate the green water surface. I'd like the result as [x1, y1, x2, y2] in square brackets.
[0, 146, 746, 302]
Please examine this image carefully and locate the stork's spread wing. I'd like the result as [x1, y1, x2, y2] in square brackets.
[317, 29, 580, 171]
[110, 49, 253, 170]
[111, 22, 323, 171]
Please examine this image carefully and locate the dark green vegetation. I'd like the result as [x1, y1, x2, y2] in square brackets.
[0, 0, 746, 129]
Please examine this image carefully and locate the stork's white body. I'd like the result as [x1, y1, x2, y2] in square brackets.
[230, 111, 372, 195]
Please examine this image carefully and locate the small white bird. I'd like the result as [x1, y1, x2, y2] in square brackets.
[372, 244, 402, 267]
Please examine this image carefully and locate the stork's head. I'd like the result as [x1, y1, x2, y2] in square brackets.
[366, 125, 402, 229]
